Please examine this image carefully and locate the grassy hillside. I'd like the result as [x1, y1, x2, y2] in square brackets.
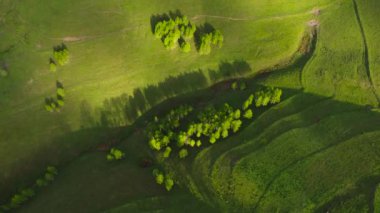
[0, 0, 332, 197]
[1, 0, 380, 212]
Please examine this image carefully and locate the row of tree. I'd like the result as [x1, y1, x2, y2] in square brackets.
[154, 16, 196, 51]
[50, 44, 69, 72]
[0, 166, 58, 211]
[45, 84, 66, 112]
[147, 86, 283, 160]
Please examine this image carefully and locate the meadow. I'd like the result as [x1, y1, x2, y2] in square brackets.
[1, 0, 380, 212]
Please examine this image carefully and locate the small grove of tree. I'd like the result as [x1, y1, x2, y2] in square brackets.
[146, 87, 282, 162]
[152, 169, 175, 191]
[44, 84, 66, 112]
[154, 16, 196, 51]
[106, 148, 125, 161]
[53, 44, 69, 66]
[199, 30, 224, 55]
[254, 87, 283, 107]
[231, 81, 247, 91]
[148, 105, 193, 151]
[0, 166, 58, 211]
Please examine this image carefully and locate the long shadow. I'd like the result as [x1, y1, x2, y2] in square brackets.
[81, 60, 251, 128]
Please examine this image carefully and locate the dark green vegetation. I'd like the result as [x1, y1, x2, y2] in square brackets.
[0, 166, 58, 211]
[1, 0, 380, 212]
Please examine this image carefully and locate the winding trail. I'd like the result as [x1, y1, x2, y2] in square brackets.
[352, 0, 380, 105]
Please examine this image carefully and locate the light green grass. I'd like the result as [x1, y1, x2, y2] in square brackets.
[355, 0, 380, 100]
[0, 0, 330, 196]
[302, 0, 378, 106]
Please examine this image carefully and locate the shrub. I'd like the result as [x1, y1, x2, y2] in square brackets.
[179, 148, 188, 158]
[106, 148, 125, 161]
[196, 140, 202, 147]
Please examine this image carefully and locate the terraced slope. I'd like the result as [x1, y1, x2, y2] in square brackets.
[188, 94, 380, 212]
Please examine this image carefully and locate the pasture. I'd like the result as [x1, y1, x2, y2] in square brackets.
[1, 0, 380, 212]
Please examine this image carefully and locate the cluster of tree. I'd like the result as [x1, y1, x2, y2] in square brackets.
[180, 103, 243, 145]
[49, 44, 69, 72]
[152, 169, 174, 191]
[0, 166, 58, 211]
[44, 84, 65, 112]
[106, 148, 125, 161]
[199, 30, 224, 55]
[154, 16, 196, 51]
[146, 87, 282, 163]
[148, 105, 193, 151]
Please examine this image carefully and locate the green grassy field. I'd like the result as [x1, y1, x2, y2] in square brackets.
[1, 0, 380, 212]
[0, 0, 330, 197]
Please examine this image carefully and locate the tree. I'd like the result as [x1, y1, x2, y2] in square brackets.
[149, 138, 161, 151]
[163, 147, 172, 158]
[53, 48, 69, 66]
[56, 88, 65, 98]
[179, 148, 188, 158]
[165, 177, 174, 191]
[211, 30, 224, 48]
[199, 33, 212, 55]
[49, 61, 57, 72]
[180, 41, 191, 53]
[231, 81, 238, 90]
[45, 103, 53, 112]
[231, 120, 242, 133]
[244, 109, 253, 119]
[222, 129, 229, 138]
[234, 109, 241, 119]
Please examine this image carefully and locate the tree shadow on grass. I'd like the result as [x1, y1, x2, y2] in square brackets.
[80, 60, 251, 128]
[150, 9, 183, 34]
